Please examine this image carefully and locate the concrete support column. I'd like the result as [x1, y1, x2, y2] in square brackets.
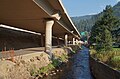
[45, 19, 54, 57]
[65, 34, 68, 46]
[73, 38, 75, 45]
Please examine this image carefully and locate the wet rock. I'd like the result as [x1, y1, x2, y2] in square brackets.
[50, 74, 53, 76]
[38, 74, 43, 78]
[60, 70, 62, 72]
[51, 71, 55, 73]
[45, 73, 48, 76]
[35, 76, 39, 79]
[53, 73, 56, 75]
[56, 69, 59, 72]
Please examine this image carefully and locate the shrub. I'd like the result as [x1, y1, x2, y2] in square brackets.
[38, 59, 61, 74]
[90, 49, 97, 55]
[30, 69, 36, 76]
[95, 53, 111, 62]
[59, 54, 68, 62]
[52, 59, 61, 67]
[110, 56, 120, 69]
[90, 48, 120, 70]
[38, 64, 54, 74]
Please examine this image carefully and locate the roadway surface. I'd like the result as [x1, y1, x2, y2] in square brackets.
[0, 47, 45, 59]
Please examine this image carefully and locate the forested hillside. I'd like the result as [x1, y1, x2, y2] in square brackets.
[71, 15, 97, 32]
[71, 1, 120, 33]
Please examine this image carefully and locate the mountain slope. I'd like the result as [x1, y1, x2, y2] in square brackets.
[71, 1, 120, 33]
[71, 15, 98, 32]
[113, 1, 120, 17]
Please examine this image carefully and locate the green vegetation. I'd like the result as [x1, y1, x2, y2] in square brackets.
[30, 65, 38, 76]
[69, 45, 81, 53]
[37, 54, 68, 75]
[30, 63, 54, 76]
[71, 15, 97, 32]
[110, 56, 120, 69]
[90, 48, 120, 70]
[71, 50, 76, 54]
[59, 54, 68, 62]
[72, 2, 120, 34]
[38, 63, 55, 74]
[90, 5, 120, 52]
[90, 5, 120, 70]
[38, 58, 62, 74]
[30, 69, 36, 76]
[30, 53, 69, 77]
[30, 59, 60, 76]
[113, 2, 120, 18]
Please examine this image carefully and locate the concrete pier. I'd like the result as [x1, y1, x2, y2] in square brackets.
[45, 20, 54, 57]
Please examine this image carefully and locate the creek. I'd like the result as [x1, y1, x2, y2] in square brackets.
[43, 46, 93, 79]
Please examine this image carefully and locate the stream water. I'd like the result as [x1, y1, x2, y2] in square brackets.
[43, 46, 93, 79]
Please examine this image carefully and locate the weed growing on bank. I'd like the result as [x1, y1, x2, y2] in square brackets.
[90, 48, 120, 70]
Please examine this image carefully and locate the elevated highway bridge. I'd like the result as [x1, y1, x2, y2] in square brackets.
[0, 0, 80, 56]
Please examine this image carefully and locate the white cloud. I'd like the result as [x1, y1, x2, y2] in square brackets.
[87, 13, 98, 15]
[117, 0, 120, 2]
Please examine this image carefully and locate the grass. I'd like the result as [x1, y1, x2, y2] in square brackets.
[30, 53, 69, 77]
[113, 48, 120, 52]
[59, 53, 68, 62]
[90, 48, 120, 70]
[30, 69, 36, 76]
[30, 59, 60, 76]
[52, 59, 61, 67]
[38, 63, 55, 74]
[30, 65, 38, 76]
[110, 56, 120, 70]
[37, 58, 65, 75]
[30, 46, 78, 77]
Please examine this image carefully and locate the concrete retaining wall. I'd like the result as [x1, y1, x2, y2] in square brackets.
[0, 27, 65, 51]
[90, 57, 120, 79]
[0, 28, 41, 51]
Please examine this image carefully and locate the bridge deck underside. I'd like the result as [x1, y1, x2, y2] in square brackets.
[0, 0, 74, 40]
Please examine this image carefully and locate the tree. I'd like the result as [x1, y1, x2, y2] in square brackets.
[90, 5, 120, 51]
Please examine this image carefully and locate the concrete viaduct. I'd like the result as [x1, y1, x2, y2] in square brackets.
[0, 0, 80, 56]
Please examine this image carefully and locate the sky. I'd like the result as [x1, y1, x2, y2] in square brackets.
[62, 0, 120, 17]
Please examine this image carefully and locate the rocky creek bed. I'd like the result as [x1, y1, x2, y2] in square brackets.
[42, 46, 93, 79]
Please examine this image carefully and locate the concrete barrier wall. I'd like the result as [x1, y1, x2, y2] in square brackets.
[0, 28, 41, 51]
[52, 38, 64, 46]
[0, 28, 65, 51]
[90, 57, 120, 79]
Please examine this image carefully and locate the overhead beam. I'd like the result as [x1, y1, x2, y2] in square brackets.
[33, 0, 78, 39]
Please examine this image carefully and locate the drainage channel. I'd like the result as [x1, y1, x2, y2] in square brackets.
[43, 46, 93, 79]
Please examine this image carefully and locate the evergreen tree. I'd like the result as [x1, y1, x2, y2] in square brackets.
[90, 5, 120, 51]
